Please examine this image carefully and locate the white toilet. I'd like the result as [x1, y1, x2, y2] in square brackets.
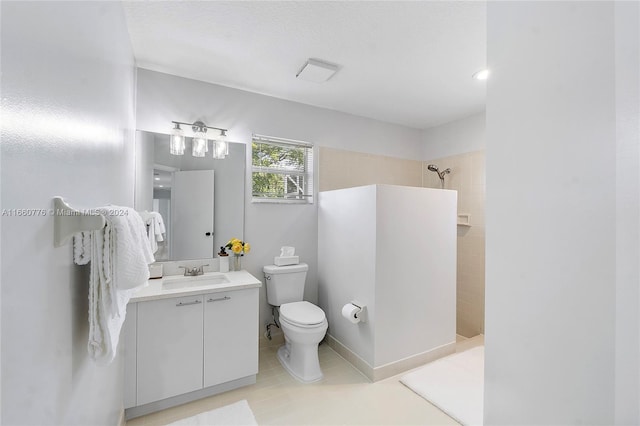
[263, 263, 328, 383]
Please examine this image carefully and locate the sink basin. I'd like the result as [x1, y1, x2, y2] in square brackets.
[162, 273, 230, 290]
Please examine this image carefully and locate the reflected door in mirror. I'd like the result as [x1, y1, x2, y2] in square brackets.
[172, 170, 215, 259]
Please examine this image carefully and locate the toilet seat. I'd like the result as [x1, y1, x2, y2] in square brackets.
[280, 301, 325, 327]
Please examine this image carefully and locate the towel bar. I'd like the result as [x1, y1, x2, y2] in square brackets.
[53, 196, 106, 247]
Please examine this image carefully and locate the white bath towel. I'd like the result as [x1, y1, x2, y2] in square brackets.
[74, 207, 155, 364]
[101, 207, 155, 291]
[73, 231, 91, 265]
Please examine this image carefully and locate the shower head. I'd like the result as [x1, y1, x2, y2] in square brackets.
[427, 164, 450, 189]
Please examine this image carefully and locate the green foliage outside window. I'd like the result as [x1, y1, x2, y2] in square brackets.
[252, 139, 312, 201]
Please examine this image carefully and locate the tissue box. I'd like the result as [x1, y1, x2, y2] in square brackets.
[274, 256, 299, 266]
[149, 263, 163, 279]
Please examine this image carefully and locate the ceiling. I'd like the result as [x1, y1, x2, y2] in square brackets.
[123, 1, 486, 130]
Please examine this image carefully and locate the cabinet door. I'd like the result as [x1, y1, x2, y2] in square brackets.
[137, 295, 204, 405]
[204, 288, 259, 388]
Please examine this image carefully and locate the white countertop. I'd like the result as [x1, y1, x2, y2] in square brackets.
[129, 270, 262, 303]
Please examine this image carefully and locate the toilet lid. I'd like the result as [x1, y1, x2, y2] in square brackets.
[280, 301, 326, 326]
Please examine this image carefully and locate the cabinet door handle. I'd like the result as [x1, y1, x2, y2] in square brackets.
[207, 296, 231, 303]
[175, 300, 202, 307]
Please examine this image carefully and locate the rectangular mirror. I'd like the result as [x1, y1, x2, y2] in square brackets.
[134, 130, 245, 261]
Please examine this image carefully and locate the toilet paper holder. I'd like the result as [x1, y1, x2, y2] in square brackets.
[351, 301, 367, 323]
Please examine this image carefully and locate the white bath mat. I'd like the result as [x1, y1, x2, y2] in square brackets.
[167, 400, 258, 426]
[401, 346, 484, 426]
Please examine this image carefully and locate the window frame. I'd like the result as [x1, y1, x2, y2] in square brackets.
[251, 134, 314, 204]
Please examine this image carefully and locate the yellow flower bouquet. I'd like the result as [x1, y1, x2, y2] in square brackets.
[225, 238, 250, 255]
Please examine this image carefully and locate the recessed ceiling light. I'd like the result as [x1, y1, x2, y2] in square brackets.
[296, 59, 340, 83]
[154, 177, 160, 181]
[473, 69, 490, 81]
[159, 185, 164, 188]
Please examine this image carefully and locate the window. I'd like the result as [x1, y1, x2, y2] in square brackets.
[251, 134, 314, 203]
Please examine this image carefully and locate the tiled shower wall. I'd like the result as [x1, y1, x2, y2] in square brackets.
[424, 150, 486, 337]
[319, 147, 423, 191]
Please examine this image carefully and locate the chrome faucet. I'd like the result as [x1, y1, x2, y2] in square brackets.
[179, 264, 209, 276]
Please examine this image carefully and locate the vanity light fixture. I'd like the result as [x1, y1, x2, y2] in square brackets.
[169, 120, 229, 158]
[472, 69, 490, 81]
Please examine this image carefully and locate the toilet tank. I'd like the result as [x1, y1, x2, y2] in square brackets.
[263, 263, 309, 306]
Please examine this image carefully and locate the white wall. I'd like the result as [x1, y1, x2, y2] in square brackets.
[318, 185, 456, 369]
[318, 186, 378, 366]
[614, 2, 640, 423]
[135, 131, 155, 212]
[136, 70, 424, 160]
[1, 2, 136, 425]
[135, 70, 424, 327]
[374, 185, 457, 366]
[485, 2, 639, 424]
[422, 112, 485, 159]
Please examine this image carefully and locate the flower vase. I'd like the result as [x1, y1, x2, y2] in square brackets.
[233, 254, 242, 271]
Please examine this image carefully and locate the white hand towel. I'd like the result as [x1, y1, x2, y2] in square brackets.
[147, 219, 158, 254]
[88, 222, 136, 364]
[141, 211, 166, 254]
[151, 212, 166, 242]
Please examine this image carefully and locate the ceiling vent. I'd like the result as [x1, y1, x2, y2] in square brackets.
[296, 59, 339, 83]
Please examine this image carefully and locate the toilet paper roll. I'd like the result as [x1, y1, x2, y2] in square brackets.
[342, 303, 361, 324]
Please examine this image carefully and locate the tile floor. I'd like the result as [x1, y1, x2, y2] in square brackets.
[126, 334, 484, 426]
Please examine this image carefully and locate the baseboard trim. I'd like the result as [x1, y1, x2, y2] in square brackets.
[118, 406, 126, 426]
[326, 334, 374, 381]
[326, 334, 456, 382]
[125, 375, 256, 420]
[372, 341, 456, 381]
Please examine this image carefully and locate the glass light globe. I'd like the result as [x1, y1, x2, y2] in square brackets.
[170, 124, 185, 155]
[192, 131, 207, 157]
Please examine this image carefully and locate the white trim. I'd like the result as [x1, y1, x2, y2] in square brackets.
[326, 334, 456, 382]
[125, 375, 256, 420]
[153, 163, 180, 172]
[251, 135, 314, 203]
[118, 407, 126, 426]
[252, 166, 306, 176]
[251, 198, 310, 204]
[325, 335, 374, 381]
[252, 133, 313, 148]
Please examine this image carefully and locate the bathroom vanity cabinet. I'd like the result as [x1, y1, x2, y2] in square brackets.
[123, 278, 260, 419]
